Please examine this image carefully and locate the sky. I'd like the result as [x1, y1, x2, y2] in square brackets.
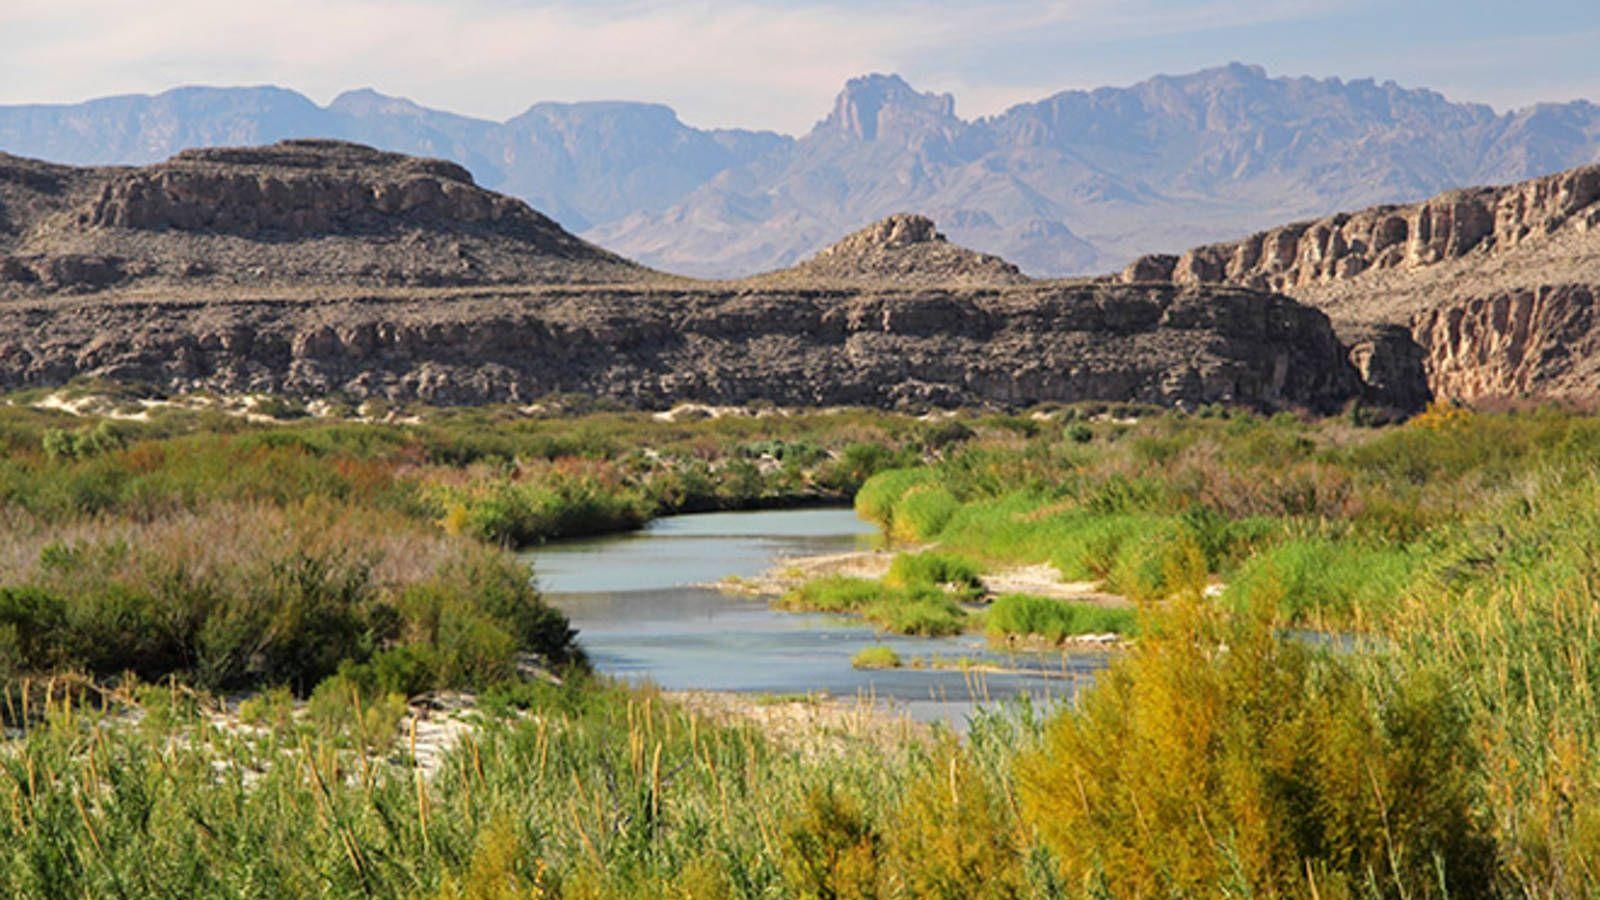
[2, 0, 1597, 134]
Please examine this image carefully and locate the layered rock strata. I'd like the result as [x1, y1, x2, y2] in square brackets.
[1120, 164, 1600, 402]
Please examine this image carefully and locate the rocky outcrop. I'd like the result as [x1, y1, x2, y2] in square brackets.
[0, 283, 1364, 412]
[1337, 323, 1433, 413]
[1119, 163, 1600, 404]
[1122, 165, 1600, 295]
[83, 143, 553, 239]
[759, 214, 1028, 287]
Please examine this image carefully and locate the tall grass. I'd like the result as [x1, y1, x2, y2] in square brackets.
[0, 676, 1055, 898]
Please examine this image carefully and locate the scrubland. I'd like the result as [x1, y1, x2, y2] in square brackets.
[5, 391, 1600, 896]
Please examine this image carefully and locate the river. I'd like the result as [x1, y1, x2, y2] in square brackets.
[522, 507, 1109, 727]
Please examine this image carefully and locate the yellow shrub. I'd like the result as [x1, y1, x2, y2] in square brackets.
[883, 742, 1027, 899]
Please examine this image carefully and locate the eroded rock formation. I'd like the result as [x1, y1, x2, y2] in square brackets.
[757, 214, 1028, 287]
[1120, 163, 1600, 403]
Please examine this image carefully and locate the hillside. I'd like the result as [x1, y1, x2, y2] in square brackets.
[4, 65, 1598, 278]
[0, 140, 646, 293]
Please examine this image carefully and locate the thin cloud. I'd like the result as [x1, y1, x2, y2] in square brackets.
[0, 0, 1590, 132]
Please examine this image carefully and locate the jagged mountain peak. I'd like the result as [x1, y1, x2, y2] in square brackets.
[819, 73, 959, 141]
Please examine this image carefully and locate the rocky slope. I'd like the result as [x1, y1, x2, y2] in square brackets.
[7, 65, 1600, 278]
[1119, 164, 1600, 402]
[0, 142, 1381, 412]
[0, 140, 645, 293]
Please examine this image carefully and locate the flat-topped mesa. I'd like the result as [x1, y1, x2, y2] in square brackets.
[1, 140, 647, 292]
[766, 214, 1030, 287]
[81, 140, 515, 233]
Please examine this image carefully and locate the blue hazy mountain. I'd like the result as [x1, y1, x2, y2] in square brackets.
[4, 64, 1598, 277]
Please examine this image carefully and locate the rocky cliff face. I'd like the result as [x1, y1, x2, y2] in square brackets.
[0, 283, 1362, 411]
[1126, 165, 1600, 299]
[1119, 163, 1600, 403]
[1411, 284, 1600, 401]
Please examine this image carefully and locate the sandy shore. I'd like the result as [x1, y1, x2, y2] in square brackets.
[665, 690, 930, 755]
[720, 547, 1134, 610]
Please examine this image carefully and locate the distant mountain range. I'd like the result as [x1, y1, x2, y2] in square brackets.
[4, 63, 1599, 277]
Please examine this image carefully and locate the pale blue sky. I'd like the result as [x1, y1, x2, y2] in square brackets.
[2, 0, 1596, 132]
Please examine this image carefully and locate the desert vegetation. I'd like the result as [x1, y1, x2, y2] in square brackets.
[7, 392, 1600, 896]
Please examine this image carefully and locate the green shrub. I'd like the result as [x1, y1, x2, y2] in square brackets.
[885, 551, 982, 594]
[819, 442, 914, 494]
[306, 673, 409, 750]
[883, 742, 1028, 898]
[777, 576, 884, 614]
[0, 587, 67, 671]
[779, 577, 969, 636]
[985, 595, 1137, 641]
[890, 484, 960, 540]
[41, 421, 124, 460]
[431, 473, 652, 547]
[780, 788, 884, 898]
[854, 467, 934, 530]
[236, 685, 297, 731]
[1103, 521, 1207, 603]
[920, 418, 976, 452]
[864, 588, 966, 637]
[1225, 537, 1419, 623]
[851, 645, 902, 670]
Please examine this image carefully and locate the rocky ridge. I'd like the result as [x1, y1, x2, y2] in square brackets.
[0, 141, 1390, 413]
[1120, 164, 1600, 402]
[0, 284, 1362, 412]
